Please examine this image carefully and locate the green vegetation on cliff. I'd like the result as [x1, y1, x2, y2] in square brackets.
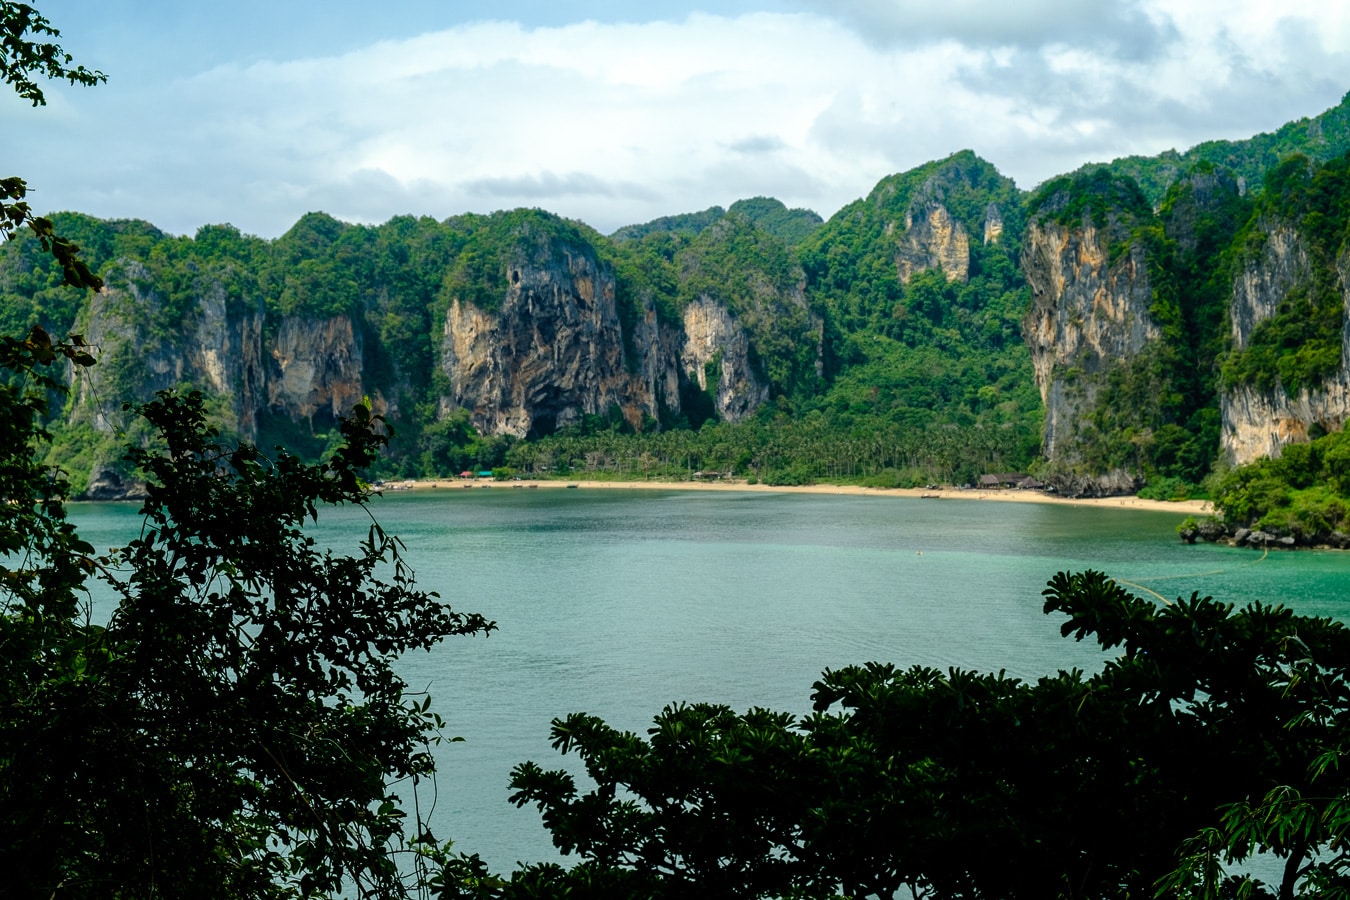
[1221, 153, 1350, 397]
[794, 151, 1041, 474]
[1029, 166, 1152, 242]
[438, 209, 603, 315]
[1025, 164, 1251, 491]
[1128, 165, 1251, 486]
[610, 196, 821, 247]
[13, 101, 1350, 494]
[1084, 90, 1350, 205]
[679, 213, 823, 403]
[1210, 424, 1350, 541]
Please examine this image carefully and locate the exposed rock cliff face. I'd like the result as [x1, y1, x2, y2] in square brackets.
[882, 154, 1019, 288]
[268, 315, 368, 428]
[61, 211, 808, 497]
[1021, 210, 1160, 491]
[895, 198, 970, 284]
[1221, 225, 1350, 465]
[983, 203, 1004, 245]
[1228, 224, 1311, 349]
[80, 264, 370, 443]
[77, 261, 268, 440]
[680, 296, 769, 422]
[437, 238, 791, 436]
[623, 301, 685, 425]
[438, 245, 634, 437]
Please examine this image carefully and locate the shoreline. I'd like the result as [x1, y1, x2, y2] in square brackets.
[390, 478, 1212, 516]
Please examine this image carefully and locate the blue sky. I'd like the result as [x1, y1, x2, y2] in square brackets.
[7, 1, 1350, 238]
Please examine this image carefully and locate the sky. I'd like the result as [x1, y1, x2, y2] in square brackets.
[6, 0, 1350, 240]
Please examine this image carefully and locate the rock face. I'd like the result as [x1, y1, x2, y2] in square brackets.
[896, 198, 970, 284]
[64, 210, 820, 499]
[679, 296, 769, 422]
[77, 260, 269, 440]
[71, 260, 373, 497]
[437, 234, 798, 436]
[82, 467, 146, 502]
[1228, 224, 1312, 350]
[982, 203, 1004, 245]
[1220, 223, 1350, 465]
[890, 169, 984, 285]
[438, 244, 634, 437]
[1021, 204, 1160, 491]
[80, 267, 363, 441]
[269, 315, 367, 429]
[883, 152, 1017, 288]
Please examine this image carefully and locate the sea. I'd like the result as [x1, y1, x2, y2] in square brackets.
[68, 488, 1350, 872]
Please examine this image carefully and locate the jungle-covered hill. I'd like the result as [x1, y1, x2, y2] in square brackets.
[6, 93, 1350, 499]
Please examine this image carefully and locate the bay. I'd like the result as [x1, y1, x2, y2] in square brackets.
[68, 489, 1350, 871]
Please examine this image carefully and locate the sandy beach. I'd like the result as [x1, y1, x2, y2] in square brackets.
[395, 477, 1211, 515]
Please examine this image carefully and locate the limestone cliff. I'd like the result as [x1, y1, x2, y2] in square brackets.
[1021, 196, 1161, 492]
[438, 243, 634, 437]
[436, 223, 800, 436]
[623, 299, 685, 426]
[1221, 224, 1350, 465]
[79, 263, 370, 442]
[982, 203, 1004, 245]
[881, 154, 1018, 288]
[268, 314, 369, 429]
[70, 259, 383, 497]
[670, 213, 821, 417]
[47, 206, 814, 495]
[895, 195, 970, 284]
[76, 260, 268, 440]
[679, 296, 769, 422]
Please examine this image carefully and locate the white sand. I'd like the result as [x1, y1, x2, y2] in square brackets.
[398, 478, 1211, 515]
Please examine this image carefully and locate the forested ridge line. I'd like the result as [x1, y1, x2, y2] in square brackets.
[7, 95, 1350, 507]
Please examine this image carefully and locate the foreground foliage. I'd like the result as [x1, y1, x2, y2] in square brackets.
[0, 329, 494, 898]
[5, 327, 1347, 900]
[436, 572, 1350, 900]
[1, 1, 104, 291]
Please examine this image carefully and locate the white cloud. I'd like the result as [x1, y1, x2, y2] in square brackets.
[8, 4, 1350, 238]
[797, 0, 1173, 56]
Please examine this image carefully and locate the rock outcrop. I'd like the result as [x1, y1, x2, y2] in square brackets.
[1021, 218, 1159, 445]
[1220, 223, 1350, 465]
[895, 198, 970, 284]
[268, 314, 366, 429]
[982, 203, 1004, 245]
[56, 207, 821, 499]
[436, 225, 808, 436]
[867, 151, 1019, 289]
[76, 260, 268, 441]
[438, 243, 634, 437]
[679, 296, 768, 422]
[1021, 195, 1161, 493]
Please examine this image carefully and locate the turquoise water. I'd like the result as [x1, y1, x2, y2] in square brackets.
[68, 490, 1350, 870]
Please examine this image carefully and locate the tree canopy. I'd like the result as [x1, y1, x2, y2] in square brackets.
[0, 329, 495, 898]
[439, 571, 1350, 900]
[1, 1, 105, 290]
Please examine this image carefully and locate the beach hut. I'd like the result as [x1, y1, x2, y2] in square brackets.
[980, 473, 1031, 489]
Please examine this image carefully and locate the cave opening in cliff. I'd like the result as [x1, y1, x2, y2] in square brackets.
[527, 413, 558, 440]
